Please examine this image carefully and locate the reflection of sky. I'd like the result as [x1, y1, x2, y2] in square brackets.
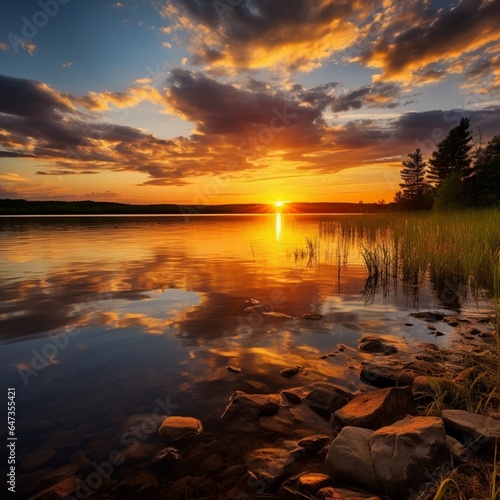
[1, 214, 493, 486]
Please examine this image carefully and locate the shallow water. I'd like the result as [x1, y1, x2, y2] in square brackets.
[0, 214, 493, 498]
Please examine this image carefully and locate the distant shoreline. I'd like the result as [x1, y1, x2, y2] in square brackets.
[0, 199, 387, 215]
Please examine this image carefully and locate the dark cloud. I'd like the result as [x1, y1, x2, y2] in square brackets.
[36, 170, 99, 175]
[330, 82, 402, 112]
[0, 75, 74, 120]
[363, 0, 500, 82]
[166, 69, 324, 144]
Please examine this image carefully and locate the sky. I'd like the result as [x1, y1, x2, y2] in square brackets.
[0, 0, 499, 205]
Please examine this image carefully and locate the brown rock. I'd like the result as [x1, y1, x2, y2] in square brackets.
[304, 382, 353, 414]
[159, 416, 203, 441]
[442, 409, 500, 453]
[29, 476, 78, 500]
[334, 386, 415, 430]
[369, 416, 448, 498]
[360, 362, 415, 388]
[358, 335, 397, 354]
[244, 448, 296, 484]
[326, 427, 381, 493]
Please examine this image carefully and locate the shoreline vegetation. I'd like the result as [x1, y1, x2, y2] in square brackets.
[0, 199, 386, 215]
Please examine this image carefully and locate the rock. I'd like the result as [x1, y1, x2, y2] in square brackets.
[427, 324, 436, 331]
[442, 409, 500, 453]
[116, 471, 159, 496]
[245, 299, 261, 305]
[167, 476, 194, 499]
[226, 365, 242, 373]
[304, 382, 353, 414]
[29, 476, 79, 500]
[334, 386, 415, 430]
[40, 464, 79, 488]
[280, 366, 301, 378]
[405, 360, 444, 375]
[245, 448, 296, 484]
[466, 327, 481, 335]
[301, 313, 323, 320]
[410, 311, 444, 322]
[199, 453, 224, 474]
[358, 336, 397, 355]
[259, 408, 295, 435]
[297, 434, 332, 453]
[39, 430, 80, 449]
[220, 391, 281, 433]
[152, 446, 182, 463]
[326, 427, 381, 493]
[369, 416, 448, 498]
[263, 311, 297, 319]
[333, 488, 382, 499]
[245, 304, 269, 313]
[360, 362, 415, 388]
[316, 487, 345, 499]
[281, 390, 302, 405]
[281, 472, 332, 496]
[446, 435, 469, 462]
[159, 416, 203, 441]
[22, 449, 57, 470]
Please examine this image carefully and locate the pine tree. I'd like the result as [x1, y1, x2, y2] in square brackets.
[398, 148, 429, 209]
[470, 135, 500, 206]
[427, 117, 473, 186]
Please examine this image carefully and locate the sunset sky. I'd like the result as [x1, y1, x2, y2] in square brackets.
[1, 0, 499, 204]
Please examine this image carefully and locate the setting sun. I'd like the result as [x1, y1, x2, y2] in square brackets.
[275, 201, 284, 208]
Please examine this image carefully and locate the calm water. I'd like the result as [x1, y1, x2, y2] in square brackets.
[0, 215, 492, 498]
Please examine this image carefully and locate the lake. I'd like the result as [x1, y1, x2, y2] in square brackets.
[0, 214, 494, 498]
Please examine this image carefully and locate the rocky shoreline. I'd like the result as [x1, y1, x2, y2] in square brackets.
[25, 310, 499, 500]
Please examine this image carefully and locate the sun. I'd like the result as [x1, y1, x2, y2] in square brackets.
[275, 201, 284, 208]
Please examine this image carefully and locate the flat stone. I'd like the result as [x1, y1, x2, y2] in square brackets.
[442, 409, 500, 452]
[297, 434, 332, 453]
[159, 416, 203, 441]
[280, 366, 301, 377]
[360, 362, 415, 388]
[369, 416, 448, 498]
[335, 386, 415, 430]
[304, 382, 353, 414]
[244, 448, 296, 484]
[410, 311, 444, 322]
[22, 449, 57, 470]
[295, 472, 332, 493]
[259, 408, 295, 435]
[115, 470, 159, 496]
[326, 426, 381, 493]
[358, 335, 397, 354]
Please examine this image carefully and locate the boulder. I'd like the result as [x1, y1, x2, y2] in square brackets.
[369, 416, 448, 498]
[158, 416, 203, 441]
[29, 476, 79, 500]
[358, 335, 398, 354]
[360, 362, 415, 388]
[442, 409, 500, 453]
[326, 427, 381, 493]
[334, 387, 415, 430]
[304, 382, 353, 414]
[244, 447, 296, 485]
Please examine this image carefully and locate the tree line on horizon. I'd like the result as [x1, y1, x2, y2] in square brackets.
[395, 117, 500, 210]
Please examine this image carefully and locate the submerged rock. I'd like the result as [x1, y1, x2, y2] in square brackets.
[301, 313, 323, 320]
[158, 416, 203, 441]
[245, 304, 270, 313]
[245, 448, 296, 485]
[263, 311, 297, 319]
[152, 446, 182, 463]
[280, 366, 301, 378]
[358, 336, 397, 355]
[410, 311, 444, 322]
[226, 365, 242, 373]
[334, 386, 416, 430]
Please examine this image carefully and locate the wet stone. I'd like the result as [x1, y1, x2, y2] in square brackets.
[358, 336, 397, 355]
[304, 382, 353, 414]
[297, 434, 332, 453]
[360, 362, 415, 388]
[280, 366, 301, 378]
[281, 390, 302, 405]
[244, 448, 296, 484]
[151, 446, 182, 463]
[159, 416, 203, 441]
[296, 472, 332, 494]
[301, 313, 323, 320]
[226, 365, 242, 373]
